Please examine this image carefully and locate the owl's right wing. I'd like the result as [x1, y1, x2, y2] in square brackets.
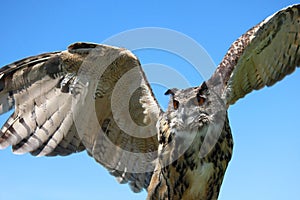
[0, 42, 161, 192]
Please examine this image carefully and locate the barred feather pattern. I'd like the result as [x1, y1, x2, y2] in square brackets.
[0, 43, 161, 193]
[0, 52, 85, 156]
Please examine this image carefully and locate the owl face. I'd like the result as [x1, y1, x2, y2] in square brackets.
[159, 82, 227, 162]
[164, 82, 211, 133]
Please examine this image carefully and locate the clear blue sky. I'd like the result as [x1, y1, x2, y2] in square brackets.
[1, 1, 300, 200]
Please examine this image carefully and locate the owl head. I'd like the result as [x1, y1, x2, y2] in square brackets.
[163, 82, 220, 132]
[159, 82, 227, 160]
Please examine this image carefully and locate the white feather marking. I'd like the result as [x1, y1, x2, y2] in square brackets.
[13, 76, 58, 114]
[13, 93, 72, 154]
[34, 89, 68, 127]
[38, 111, 73, 156]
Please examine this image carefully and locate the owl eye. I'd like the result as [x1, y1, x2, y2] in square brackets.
[196, 94, 206, 106]
[173, 99, 179, 110]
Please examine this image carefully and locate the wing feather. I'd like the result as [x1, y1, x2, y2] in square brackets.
[208, 4, 300, 105]
[0, 51, 84, 156]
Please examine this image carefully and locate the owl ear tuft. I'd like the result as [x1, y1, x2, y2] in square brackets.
[198, 82, 208, 95]
[164, 89, 174, 96]
[164, 88, 178, 96]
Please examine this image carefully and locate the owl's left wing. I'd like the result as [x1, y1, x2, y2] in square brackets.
[208, 4, 300, 105]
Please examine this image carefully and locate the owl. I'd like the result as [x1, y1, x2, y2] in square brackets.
[0, 4, 299, 200]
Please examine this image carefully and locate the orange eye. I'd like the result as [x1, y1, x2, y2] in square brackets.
[173, 100, 179, 110]
[197, 94, 206, 106]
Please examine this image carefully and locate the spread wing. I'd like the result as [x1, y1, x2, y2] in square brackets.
[0, 42, 161, 192]
[0, 51, 85, 156]
[208, 4, 300, 105]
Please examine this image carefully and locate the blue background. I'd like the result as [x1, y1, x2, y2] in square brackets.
[0, 1, 300, 200]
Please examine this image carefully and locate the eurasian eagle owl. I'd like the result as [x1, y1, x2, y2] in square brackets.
[0, 4, 299, 200]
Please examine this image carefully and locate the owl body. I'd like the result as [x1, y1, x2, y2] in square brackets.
[147, 114, 233, 200]
[147, 84, 233, 200]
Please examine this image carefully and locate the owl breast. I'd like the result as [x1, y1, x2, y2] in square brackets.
[148, 110, 233, 200]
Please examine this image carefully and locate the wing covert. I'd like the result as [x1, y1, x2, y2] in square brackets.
[68, 43, 161, 192]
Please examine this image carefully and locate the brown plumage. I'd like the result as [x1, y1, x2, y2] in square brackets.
[0, 4, 299, 200]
